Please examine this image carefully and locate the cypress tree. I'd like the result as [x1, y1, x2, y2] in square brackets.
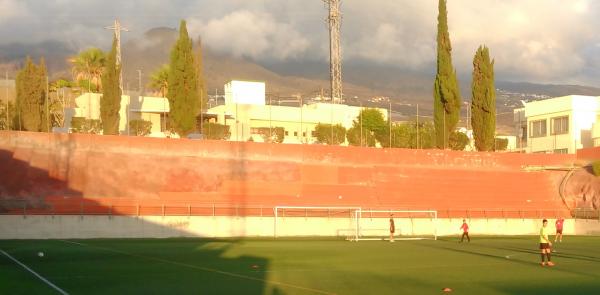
[433, 0, 461, 149]
[100, 36, 122, 135]
[195, 39, 208, 112]
[15, 57, 46, 132]
[471, 45, 496, 151]
[39, 57, 49, 132]
[168, 20, 200, 136]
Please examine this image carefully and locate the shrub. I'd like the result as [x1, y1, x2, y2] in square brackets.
[449, 131, 469, 151]
[313, 123, 346, 145]
[129, 119, 153, 136]
[202, 123, 231, 140]
[71, 117, 102, 134]
[495, 138, 509, 151]
[592, 161, 600, 177]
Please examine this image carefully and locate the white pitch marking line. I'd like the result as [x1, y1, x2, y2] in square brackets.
[60, 240, 86, 246]
[0, 249, 69, 295]
[504, 253, 528, 259]
[59, 240, 336, 295]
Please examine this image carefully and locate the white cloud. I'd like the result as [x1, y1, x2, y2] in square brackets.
[346, 23, 434, 69]
[447, 0, 598, 82]
[188, 10, 310, 60]
[0, 0, 599, 84]
[0, 0, 27, 21]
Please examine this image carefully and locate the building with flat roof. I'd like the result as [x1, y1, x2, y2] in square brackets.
[64, 93, 171, 137]
[514, 95, 600, 154]
[208, 80, 387, 144]
[64, 80, 389, 144]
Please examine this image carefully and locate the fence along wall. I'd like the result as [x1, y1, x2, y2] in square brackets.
[1, 215, 600, 240]
[0, 131, 575, 218]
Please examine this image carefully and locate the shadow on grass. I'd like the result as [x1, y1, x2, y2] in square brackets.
[1, 238, 281, 295]
[0, 149, 274, 294]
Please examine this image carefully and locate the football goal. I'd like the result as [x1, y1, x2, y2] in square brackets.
[273, 206, 362, 238]
[350, 210, 438, 241]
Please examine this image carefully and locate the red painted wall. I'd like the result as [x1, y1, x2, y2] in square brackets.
[0, 131, 576, 217]
[577, 147, 600, 162]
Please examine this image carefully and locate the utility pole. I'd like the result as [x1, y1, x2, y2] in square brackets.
[300, 96, 303, 144]
[324, 0, 342, 104]
[5, 71, 8, 131]
[360, 102, 363, 147]
[388, 101, 392, 148]
[269, 94, 272, 140]
[330, 102, 334, 144]
[137, 69, 142, 96]
[416, 104, 420, 149]
[45, 76, 50, 133]
[104, 19, 129, 92]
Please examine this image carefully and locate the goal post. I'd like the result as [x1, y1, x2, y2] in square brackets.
[273, 206, 362, 238]
[351, 210, 438, 241]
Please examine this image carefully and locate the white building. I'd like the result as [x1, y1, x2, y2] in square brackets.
[64, 93, 171, 137]
[64, 80, 389, 144]
[514, 95, 600, 154]
[593, 122, 600, 147]
[224, 80, 266, 105]
[208, 80, 388, 144]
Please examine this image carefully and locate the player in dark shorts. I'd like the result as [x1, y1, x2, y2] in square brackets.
[539, 219, 554, 266]
[555, 218, 564, 243]
[389, 214, 395, 243]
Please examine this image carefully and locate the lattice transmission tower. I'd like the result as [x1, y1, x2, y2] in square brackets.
[324, 0, 342, 104]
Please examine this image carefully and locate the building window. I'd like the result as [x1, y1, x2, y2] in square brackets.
[554, 148, 569, 154]
[551, 116, 569, 135]
[530, 120, 547, 138]
[285, 131, 289, 136]
[303, 132, 306, 137]
[294, 131, 298, 136]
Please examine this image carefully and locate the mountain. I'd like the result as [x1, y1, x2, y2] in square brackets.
[0, 40, 75, 78]
[1, 26, 599, 126]
[121, 27, 377, 100]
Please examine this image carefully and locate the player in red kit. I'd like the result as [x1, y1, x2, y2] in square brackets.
[554, 218, 564, 243]
[460, 219, 470, 243]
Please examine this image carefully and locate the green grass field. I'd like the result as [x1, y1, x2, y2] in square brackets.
[1, 236, 600, 295]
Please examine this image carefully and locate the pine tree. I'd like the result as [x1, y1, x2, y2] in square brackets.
[433, 0, 461, 149]
[168, 20, 200, 136]
[100, 36, 122, 135]
[471, 45, 496, 151]
[15, 57, 46, 132]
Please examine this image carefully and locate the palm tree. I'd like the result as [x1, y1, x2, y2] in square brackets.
[69, 48, 106, 93]
[148, 64, 170, 97]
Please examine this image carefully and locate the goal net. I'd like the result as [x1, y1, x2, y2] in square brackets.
[273, 206, 361, 238]
[350, 210, 438, 241]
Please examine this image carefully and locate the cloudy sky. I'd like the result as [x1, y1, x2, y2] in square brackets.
[1, 0, 599, 85]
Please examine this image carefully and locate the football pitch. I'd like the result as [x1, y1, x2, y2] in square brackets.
[1, 236, 600, 295]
